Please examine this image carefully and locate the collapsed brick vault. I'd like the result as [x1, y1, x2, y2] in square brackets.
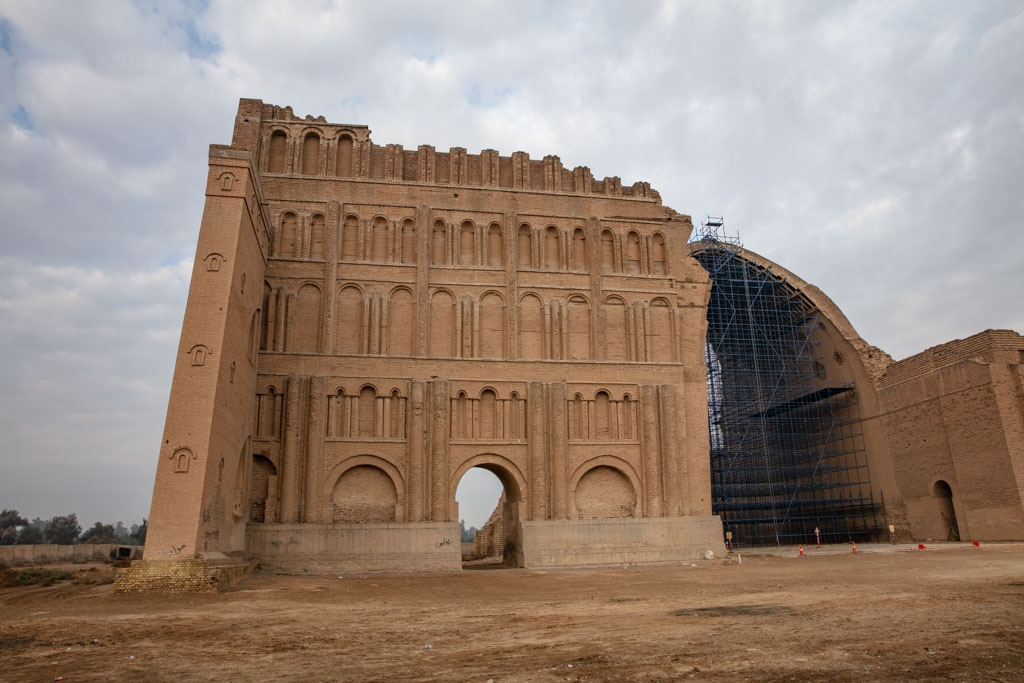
[121, 99, 1024, 591]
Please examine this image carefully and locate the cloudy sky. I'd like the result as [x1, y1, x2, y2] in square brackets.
[0, 1, 1021, 530]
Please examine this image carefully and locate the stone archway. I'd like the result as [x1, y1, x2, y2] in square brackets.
[450, 454, 528, 567]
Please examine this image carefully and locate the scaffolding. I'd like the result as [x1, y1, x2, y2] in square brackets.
[691, 218, 884, 547]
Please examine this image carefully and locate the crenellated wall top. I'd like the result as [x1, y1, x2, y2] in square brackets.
[230, 98, 660, 201]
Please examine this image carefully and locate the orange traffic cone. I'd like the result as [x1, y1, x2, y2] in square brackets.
[851, 541, 858, 554]
[799, 544, 805, 556]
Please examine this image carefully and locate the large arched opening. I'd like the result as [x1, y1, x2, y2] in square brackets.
[691, 228, 885, 547]
[451, 455, 526, 568]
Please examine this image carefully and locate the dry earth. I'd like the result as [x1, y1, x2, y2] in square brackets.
[1, 545, 1023, 682]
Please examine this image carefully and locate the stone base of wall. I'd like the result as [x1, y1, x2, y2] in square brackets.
[246, 522, 462, 574]
[113, 555, 259, 593]
[519, 516, 726, 568]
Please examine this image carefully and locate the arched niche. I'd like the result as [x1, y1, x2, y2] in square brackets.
[309, 213, 326, 260]
[267, 130, 288, 173]
[278, 212, 298, 257]
[336, 133, 354, 177]
[479, 291, 505, 359]
[286, 283, 322, 352]
[459, 220, 476, 266]
[572, 228, 587, 271]
[322, 455, 406, 523]
[301, 131, 321, 175]
[569, 456, 642, 520]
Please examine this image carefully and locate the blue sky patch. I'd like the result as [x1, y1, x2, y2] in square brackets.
[12, 104, 32, 131]
[0, 17, 13, 55]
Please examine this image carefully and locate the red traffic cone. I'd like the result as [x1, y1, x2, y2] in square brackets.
[799, 544, 805, 556]
[851, 541, 858, 554]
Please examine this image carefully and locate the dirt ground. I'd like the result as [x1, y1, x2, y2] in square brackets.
[1, 544, 1022, 682]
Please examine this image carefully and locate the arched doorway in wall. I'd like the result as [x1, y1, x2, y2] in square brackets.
[249, 454, 278, 523]
[933, 480, 960, 542]
[452, 456, 526, 568]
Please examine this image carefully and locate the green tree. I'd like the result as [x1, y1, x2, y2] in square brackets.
[129, 519, 147, 545]
[80, 521, 119, 544]
[17, 524, 44, 545]
[459, 519, 477, 543]
[45, 514, 81, 545]
[1, 509, 29, 545]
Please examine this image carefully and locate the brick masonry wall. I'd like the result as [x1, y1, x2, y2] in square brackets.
[114, 558, 259, 593]
[878, 330, 1024, 541]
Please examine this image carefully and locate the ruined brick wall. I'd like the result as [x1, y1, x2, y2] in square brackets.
[475, 492, 506, 559]
[877, 330, 1024, 541]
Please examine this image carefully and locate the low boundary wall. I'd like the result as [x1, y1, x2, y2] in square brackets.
[0, 544, 143, 566]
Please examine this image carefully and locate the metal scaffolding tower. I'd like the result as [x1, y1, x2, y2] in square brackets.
[691, 218, 884, 547]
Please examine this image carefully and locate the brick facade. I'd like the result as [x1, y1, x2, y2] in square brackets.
[131, 99, 1023, 590]
[135, 98, 724, 588]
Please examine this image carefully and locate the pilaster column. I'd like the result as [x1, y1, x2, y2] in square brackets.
[640, 384, 663, 517]
[429, 379, 450, 521]
[528, 382, 547, 520]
